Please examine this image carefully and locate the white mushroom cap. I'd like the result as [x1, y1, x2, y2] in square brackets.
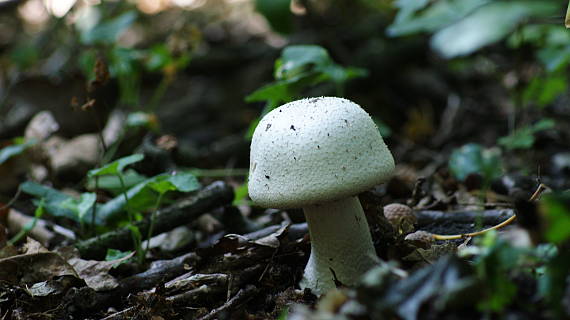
[249, 97, 394, 208]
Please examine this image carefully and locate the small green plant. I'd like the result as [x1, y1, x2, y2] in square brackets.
[60, 192, 97, 235]
[498, 118, 555, 151]
[245, 44, 367, 138]
[88, 154, 146, 262]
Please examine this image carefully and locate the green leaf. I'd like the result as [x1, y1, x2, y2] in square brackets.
[145, 44, 173, 71]
[105, 248, 134, 268]
[0, 138, 36, 165]
[276, 307, 289, 320]
[276, 45, 331, 80]
[245, 81, 294, 104]
[147, 172, 200, 194]
[388, 0, 490, 37]
[448, 143, 502, 183]
[431, 1, 558, 58]
[537, 46, 570, 72]
[498, 119, 555, 150]
[10, 43, 40, 70]
[60, 193, 97, 223]
[78, 49, 98, 82]
[473, 233, 520, 311]
[95, 172, 200, 224]
[232, 182, 249, 205]
[540, 192, 570, 244]
[81, 11, 138, 45]
[538, 250, 570, 316]
[88, 154, 144, 177]
[108, 47, 143, 106]
[255, 0, 293, 34]
[245, 44, 367, 132]
[522, 75, 568, 107]
[391, 0, 430, 24]
[20, 181, 78, 221]
[86, 169, 148, 195]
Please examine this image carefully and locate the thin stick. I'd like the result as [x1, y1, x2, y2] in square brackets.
[432, 184, 547, 241]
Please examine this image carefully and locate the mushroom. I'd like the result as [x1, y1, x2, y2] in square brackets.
[248, 97, 395, 295]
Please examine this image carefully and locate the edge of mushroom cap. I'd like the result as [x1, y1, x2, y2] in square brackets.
[248, 97, 395, 209]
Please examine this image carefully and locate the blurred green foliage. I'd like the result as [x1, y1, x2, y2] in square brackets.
[389, 0, 561, 58]
[498, 119, 555, 150]
[449, 143, 503, 185]
[255, 0, 293, 34]
[0, 138, 36, 165]
[540, 191, 570, 244]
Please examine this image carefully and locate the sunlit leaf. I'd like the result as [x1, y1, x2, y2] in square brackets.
[431, 2, 558, 58]
[388, 0, 490, 37]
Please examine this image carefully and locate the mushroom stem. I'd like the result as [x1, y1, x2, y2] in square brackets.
[300, 196, 378, 295]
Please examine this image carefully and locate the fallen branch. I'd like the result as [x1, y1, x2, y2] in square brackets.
[118, 252, 200, 293]
[415, 209, 515, 227]
[75, 181, 234, 259]
[430, 183, 547, 240]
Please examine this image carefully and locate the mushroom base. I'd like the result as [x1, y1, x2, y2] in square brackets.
[300, 196, 378, 295]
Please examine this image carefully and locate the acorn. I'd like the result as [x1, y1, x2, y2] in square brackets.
[383, 203, 416, 232]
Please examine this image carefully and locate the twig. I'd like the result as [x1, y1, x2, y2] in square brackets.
[432, 184, 547, 240]
[196, 285, 258, 320]
[415, 209, 514, 227]
[99, 307, 135, 320]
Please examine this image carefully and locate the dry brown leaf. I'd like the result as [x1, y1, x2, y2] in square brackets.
[59, 246, 135, 291]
